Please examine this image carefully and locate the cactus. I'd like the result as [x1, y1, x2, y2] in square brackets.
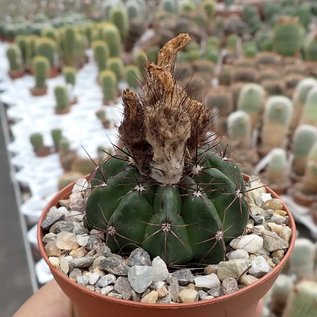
[262, 79, 285, 96]
[161, 0, 178, 13]
[291, 78, 316, 130]
[260, 96, 293, 155]
[109, 6, 129, 42]
[102, 24, 122, 57]
[126, 0, 141, 19]
[227, 111, 252, 148]
[100, 70, 118, 105]
[15, 35, 28, 66]
[243, 41, 258, 58]
[93, 41, 110, 73]
[96, 108, 113, 129]
[30, 132, 49, 157]
[85, 34, 249, 266]
[273, 16, 304, 57]
[255, 52, 281, 67]
[243, 5, 261, 35]
[205, 86, 233, 117]
[237, 83, 265, 129]
[62, 27, 78, 68]
[266, 148, 290, 194]
[301, 87, 317, 127]
[304, 34, 317, 62]
[106, 57, 124, 82]
[125, 18, 146, 52]
[35, 37, 57, 68]
[202, 0, 215, 19]
[291, 125, 317, 177]
[51, 128, 63, 152]
[63, 67, 76, 86]
[133, 49, 147, 71]
[282, 280, 317, 317]
[232, 67, 258, 83]
[54, 86, 70, 115]
[31, 56, 49, 94]
[6, 44, 23, 75]
[301, 143, 317, 196]
[125, 65, 141, 90]
[218, 65, 233, 86]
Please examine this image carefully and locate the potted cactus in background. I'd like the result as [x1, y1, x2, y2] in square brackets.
[30, 132, 50, 157]
[63, 66, 77, 105]
[54, 85, 71, 115]
[100, 69, 118, 105]
[37, 35, 295, 317]
[6, 44, 24, 79]
[30, 56, 49, 96]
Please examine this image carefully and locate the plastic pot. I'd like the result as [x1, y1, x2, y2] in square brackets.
[38, 182, 296, 317]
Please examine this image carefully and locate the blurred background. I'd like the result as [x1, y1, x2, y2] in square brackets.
[1, 0, 317, 316]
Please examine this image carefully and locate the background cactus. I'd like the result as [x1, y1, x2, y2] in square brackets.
[301, 87, 317, 127]
[282, 280, 317, 317]
[30, 132, 49, 157]
[32, 56, 49, 90]
[291, 125, 317, 177]
[100, 70, 118, 105]
[51, 128, 63, 152]
[35, 37, 57, 69]
[62, 26, 78, 68]
[260, 96, 293, 155]
[106, 57, 124, 82]
[85, 34, 249, 266]
[63, 67, 76, 87]
[109, 5, 129, 42]
[93, 41, 109, 73]
[301, 143, 317, 196]
[124, 65, 141, 90]
[304, 33, 317, 62]
[54, 85, 70, 114]
[102, 24, 122, 57]
[6, 44, 23, 75]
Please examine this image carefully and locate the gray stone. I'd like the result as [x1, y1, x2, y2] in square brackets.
[222, 277, 238, 295]
[114, 277, 132, 300]
[100, 286, 114, 295]
[204, 265, 218, 275]
[217, 259, 250, 281]
[42, 232, 56, 243]
[262, 230, 289, 252]
[60, 257, 70, 274]
[127, 248, 151, 266]
[141, 290, 158, 303]
[128, 266, 153, 293]
[41, 210, 65, 231]
[50, 221, 74, 234]
[73, 222, 88, 234]
[168, 277, 180, 302]
[94, 243, 111, 255]
[157, 294, 172, 304]
[70, 256, 94, 269]
[131, 290, 141, 302]
[96, 274, 116, 288]
[270, 214, 287, 225]
[171, 269, 194, 286]
[198, 290, 210, 300]
[230, 234, 263, 253]
[99, 254, 129, 276]
[249, 256, 271, 277]
[76, 276, 89, 286]
[179, 289, 198, 303]
[253, 215, 265, 225]
[56, 232, 79, 250]
[69, 192, 85, 212]
[194, 274, 220, 289]
[44, 241, 61, 257]
[69, 268, 82, 280]
[88, 272, 100, 285]
[86, 235, 103, 250]
[208, 286, 222, 297]
[227, 249, 249, 261]
[108, 292, 123, 299]
[152, 257, 169, 282]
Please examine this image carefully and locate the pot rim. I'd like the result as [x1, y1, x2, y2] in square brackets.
[37, 179, 296, 309]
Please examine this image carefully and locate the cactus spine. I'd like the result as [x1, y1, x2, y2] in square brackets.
[54, 86, 70, 115]
[100, 70, 118, 105]
[260, 96, 293, 155]
[86, 34, 249, 266]
[291, 125, 317, 176]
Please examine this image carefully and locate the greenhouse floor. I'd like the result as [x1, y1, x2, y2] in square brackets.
[0, 111, 34, 317]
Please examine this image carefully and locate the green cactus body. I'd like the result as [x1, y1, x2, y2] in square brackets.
[63, 67, 76, 86]
[51, 128, 63, 151]
[41, 27, 59, 43]
[282, 280, 317, 317]
[102, 24, 122, 57]
[243, 41, 258, 58]
[301, 87, 317, 127]
[100, 70, 118, 104]
[25, 36, 38, 70]
[204, 45, 219, 63]
[162, 0, 178, 13]
[30, 132, 44, 152]
[292, 125, 317, 176]
[227, 111, 252, 148]
[85, 34, 249, 266]
[226, 34, 239, 54]
[255, 31, 273, 52]
[304, 35, 317, 62]
[237, 83, 266, 129]
[202, 0, 215, 19]
[243, 5, 261, 35]
[16, 36, 28, 66]
[36, 37, 57, 68]
[273, 16, 304, 57]
[126, 0, 141, 19]
[302, 143, 317, 195]
[125, 65, 141, 90]
[106, 57, 124, 81]
[93, 41, 110, 73]
[291, 78, 316, 130]
[232, 67, 257, 84]
[54, 86, 70, 113]
[133, 49, 147, 71]
[32, 56, 49, 88]
[6, 44, 23, 72]
[206, 86, 233, 117]
[266, 148, 289, 188]
[63, 27, 78, 67]
[261, 96, 293, 154]
[181, 0, 195, 13]
[110, 6, 129, 42]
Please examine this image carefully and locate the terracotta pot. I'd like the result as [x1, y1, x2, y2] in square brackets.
[8, 69, 25, 80]
[30, 86, 48, 97]
[37, 182, 296, 317]
[55, 107, 71, 115]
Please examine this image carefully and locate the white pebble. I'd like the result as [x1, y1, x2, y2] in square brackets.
[152, 257, 169, 282]
[249, 256, 271, 277]
[194, 274, 220, 289]
[227, 249, 249, 260]
[230, 234, 263, 253]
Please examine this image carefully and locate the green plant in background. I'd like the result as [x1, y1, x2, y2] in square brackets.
[226, 34, 239, 54]
[41, 27, 59, 43]
[96, 108, 113, 129]
[243, 5, 261, 35]
[133, 49, 147, 71]
[291, 125, 317, 177]
[62, 26, 78, 68]
[126, 0, 142, 19]
[51, 128, 63, 152]
[291, 77, 316, 130]
[54, 85, 70, 114]
[161, 0, 178, 13]
[265, 148, 290, 193]
[102, 23, 122, 57]
[146, 46, 159, 63]
[255, 30, 273, 52]
[100, 69, 118, 105]
[15, 35, 28, 66]
[106, 57, 124, 82]
[260, 96, 293, 155]
[232, 67, 258, 84]
[30, 132, 49, 156]
[273, 16, 305, 57]
[32, 56, 49, 89]
[262, 79, 286, 96]
[304, 33, 317, 62]
[35, 37, 57, 68]
[93, 41, 110, 73]
[181, 0, 195, 13]
[85, 34, 249, 266]
[63, 67, 76, 87]
[243, 41, 258, 58]
[205, 86, 233, 118]
[6, 44, 23, 74]
[76, 33, 88, 67]
[301, 87, 317, 127]
[282, 280, 317, 317]
[237, 83, 266, 129]
[109, 5, 129, 42]
[202, 0, 215, 19]
[125, 17, 146, 52]
[124, 65, 141, 90]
